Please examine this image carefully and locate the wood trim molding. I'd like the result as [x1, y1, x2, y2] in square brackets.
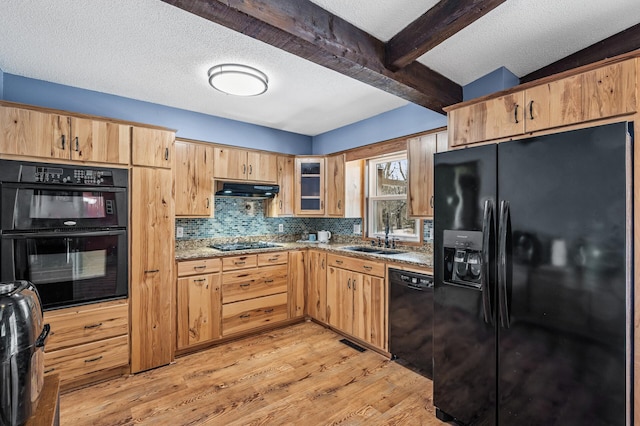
[343, 126, 447, 161]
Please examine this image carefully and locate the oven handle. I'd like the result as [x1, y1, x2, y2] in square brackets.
[1, 182, 127, 192]
[2, 229, 126, 239]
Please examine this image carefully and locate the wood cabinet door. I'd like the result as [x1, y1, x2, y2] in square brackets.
[294, 157, 325, 216]
[177, 274, 221, 350]
[213, 146, 247, 180]
[175, 141, 214, 216]
[276, 156, 295, 216]
[484, 92, 525, 141]
[306, 250, 327, 322]
[355, 274, 386, 350]
[407, 134, 437, 218]
[326, 267, 353, 334]
[525, 74, 583, 133]
[0, 106, 69, 160]
[288, 251, 306, 319]
[131, 127, 174, 169]
[582, 60, 637, 121]
[70, 117, 130, 164]
[130, 167, 175, 373]
[247, 151, 277, 183]
[326, 154, 345, 217]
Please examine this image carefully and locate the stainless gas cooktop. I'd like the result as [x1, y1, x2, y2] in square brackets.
[210, 242, 282, 252]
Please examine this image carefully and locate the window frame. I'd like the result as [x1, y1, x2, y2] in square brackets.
[366, 152, 421, 243]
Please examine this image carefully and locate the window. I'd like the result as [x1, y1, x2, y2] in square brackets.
[367, 153, 420, 242]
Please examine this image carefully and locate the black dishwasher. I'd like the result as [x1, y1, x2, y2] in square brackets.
[389, 268, 434, 379]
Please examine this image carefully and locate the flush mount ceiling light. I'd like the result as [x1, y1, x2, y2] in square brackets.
[207, 64, 268, 96]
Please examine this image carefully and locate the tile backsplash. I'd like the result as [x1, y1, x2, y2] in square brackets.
[176, 197, 433, 244]
[176, 198, 361, 239]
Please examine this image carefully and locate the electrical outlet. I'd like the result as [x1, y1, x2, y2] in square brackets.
[278, 223, 284, 233]
[176, 226, 184, 238]
[353, 224, 361, 234]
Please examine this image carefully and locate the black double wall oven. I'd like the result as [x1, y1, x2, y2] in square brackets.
[0, 159, 128, 310]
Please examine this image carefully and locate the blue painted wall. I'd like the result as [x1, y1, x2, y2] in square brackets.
[463, 66, 519, 101]
[0, 67, 4, 100]
[311, 103, 446, 154]
[2, 74, 312, 155]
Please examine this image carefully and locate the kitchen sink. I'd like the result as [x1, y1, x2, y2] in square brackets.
[341, 246, 405, 256]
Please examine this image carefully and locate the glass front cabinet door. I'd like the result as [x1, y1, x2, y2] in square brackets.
[295, 157, 325, 216]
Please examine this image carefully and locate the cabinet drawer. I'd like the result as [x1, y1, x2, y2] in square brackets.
[327, 254, 385, 277]
[44, 302, 128, 351]
[257, 251, 288, 266]
[223, 254, 258, 271]
[44, 335, 129, 383]
[222, 264, 288, 303]
[222, 293, 288, 336]
[177, 258, 221, 277]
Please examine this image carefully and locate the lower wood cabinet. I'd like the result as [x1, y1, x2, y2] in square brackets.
[326, 254, 386, 351]
[288, 250, 306, 319]
[221, 252, 290, 336]
[43, 300, 129, 389]
[176, 258, 222, 350]
[306, 250, 327, 322]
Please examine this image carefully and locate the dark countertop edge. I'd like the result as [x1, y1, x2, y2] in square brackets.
[175, 242, 433, 272]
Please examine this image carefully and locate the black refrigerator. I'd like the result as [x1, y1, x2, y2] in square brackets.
[433, 122, 631, 425]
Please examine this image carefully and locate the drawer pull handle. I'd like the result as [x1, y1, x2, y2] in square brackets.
[240, 283, 251, 288]
[84, 356, 103, 363]
[240, 314, 251, 319]
[514, 104, 519, 124]
[84, 322, 103, 329]
[347, 278, 351, 289]
[44, 368, 56, 374]
[529, 100, 535, 120]
[335, 260, 343, 265]
[363, 265, 372, 270]
[264, 279, 274, 284]
[264, 308, 274, 313]
[193, 265, 206, 270]
[193, 279, 206, 283]
[234, 261, 246, 265]
[61, 135, 66, 150]
[268, 257, 280, 261]
[165, 147, 169, 161]
[144, 269, 159, 274]
[75, 136, 79, 152]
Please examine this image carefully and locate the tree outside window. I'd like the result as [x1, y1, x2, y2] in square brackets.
[367, 153, 420, 242]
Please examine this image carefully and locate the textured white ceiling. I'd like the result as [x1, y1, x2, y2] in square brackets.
[0, 0, 638, 136]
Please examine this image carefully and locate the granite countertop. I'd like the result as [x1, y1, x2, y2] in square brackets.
[176, 239, 433, 272]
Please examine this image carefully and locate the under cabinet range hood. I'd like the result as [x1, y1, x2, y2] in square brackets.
[215, 182, 279, 198]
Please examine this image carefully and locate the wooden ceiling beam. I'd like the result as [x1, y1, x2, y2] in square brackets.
[385, 0, 506, 71]
[160, 0, 462, 113]
[521, 23, 640, 83]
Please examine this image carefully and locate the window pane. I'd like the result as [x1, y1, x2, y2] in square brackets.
[371, 199, 417, 239]
[375, 159, 407, 196]
[300, 176, 320, 196]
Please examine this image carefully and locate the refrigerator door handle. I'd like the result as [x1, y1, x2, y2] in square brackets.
[498, 200, 511, 328]
[481, 199, 494, 325]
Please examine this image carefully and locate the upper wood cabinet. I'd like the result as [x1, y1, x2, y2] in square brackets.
[407, 131, 447, 218]
[449, 92, 524, 147]
[326, 154, 345, 217]
[294, 157, 325, 216]
[266, 155, 295, 217]
[213, 146, 277, 183]
[174, 141, 214, 217]
[0, 104, 130, 164]
[131, 126, 174, 169]
[130, 167, 175, 373]
[448, 58, 637, 147]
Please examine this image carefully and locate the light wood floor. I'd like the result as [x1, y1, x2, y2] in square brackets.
[60, 321, 448, 425]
